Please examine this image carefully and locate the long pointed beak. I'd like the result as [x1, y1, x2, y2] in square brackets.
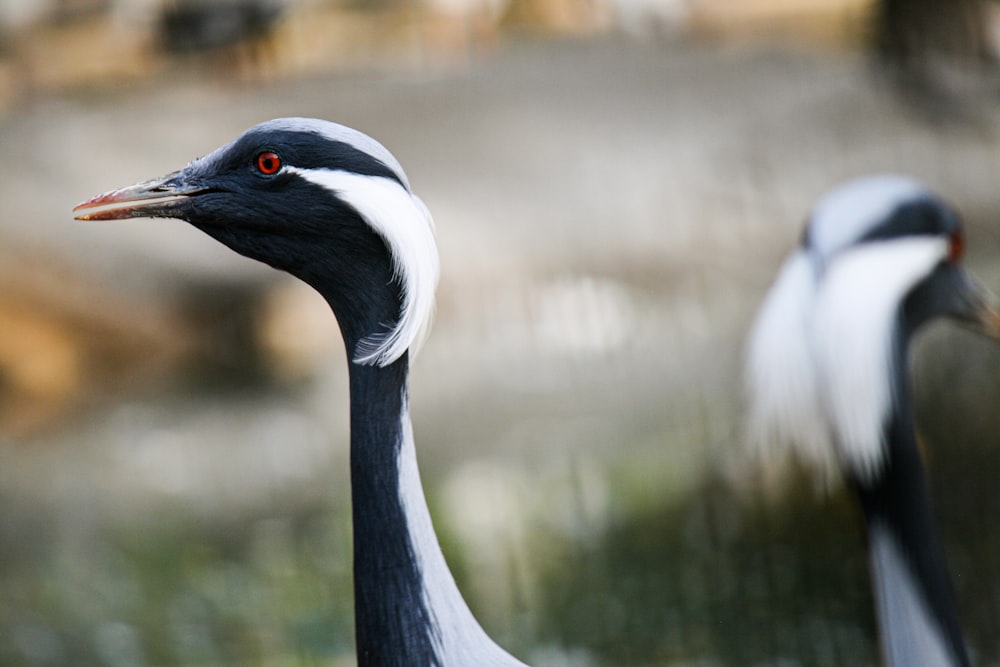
[958, 274, 1000, 340]
[73, 170, 206, 221]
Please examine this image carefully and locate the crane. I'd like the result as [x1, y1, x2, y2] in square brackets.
[75, 117, 528, 667]
[745, 174, 1000, 667]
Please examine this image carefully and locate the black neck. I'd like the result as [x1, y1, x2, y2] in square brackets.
[347, 356, 439, 667]
[851, 330, 970, 667]
[300, 238, 438, 665]
[270, 234, 513, 665]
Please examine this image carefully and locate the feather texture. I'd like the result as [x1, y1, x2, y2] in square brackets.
[291, 168, 440, 366]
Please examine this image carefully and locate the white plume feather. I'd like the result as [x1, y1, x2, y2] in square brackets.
[813, 238, 948, 480]
[745, 251, 837, 475]
[746, 173, 952, 482]
[290, 168, 440, 367]
[746, 238, 948, 481]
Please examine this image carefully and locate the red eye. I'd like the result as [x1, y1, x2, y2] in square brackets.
[948, 230, 965, 263]
[256, 152, 282, 175]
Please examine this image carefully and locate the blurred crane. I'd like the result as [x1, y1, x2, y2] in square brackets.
[746, 175, 1000, 666]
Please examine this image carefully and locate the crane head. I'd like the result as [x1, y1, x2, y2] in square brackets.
[74, 118, 439, 368]
[745, 174, 1000, 482]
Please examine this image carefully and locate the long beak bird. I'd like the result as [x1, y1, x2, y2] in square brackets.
[745, 175, 1000, 667]
[75, 118, 528, 667]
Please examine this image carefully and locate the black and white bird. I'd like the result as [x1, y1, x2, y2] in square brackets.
[745, 175, 1000, 667]
[75, 118, 527, 667]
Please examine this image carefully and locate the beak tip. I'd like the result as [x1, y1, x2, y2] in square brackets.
[73, 192, 108, 214]
[72, 171, 194, 222]
[74, 190, 118, 212]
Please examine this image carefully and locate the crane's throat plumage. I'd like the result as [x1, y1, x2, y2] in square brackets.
[746, 238, 949, 482]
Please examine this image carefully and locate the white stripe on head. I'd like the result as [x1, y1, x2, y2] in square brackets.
[813, 237, 948, 480]
[257, 118, 412, 190]
[290, 168, 439, 366]
[809, 175, 926, 259]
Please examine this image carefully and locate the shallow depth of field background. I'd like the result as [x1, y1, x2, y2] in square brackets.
[3, 1, 1000, 666]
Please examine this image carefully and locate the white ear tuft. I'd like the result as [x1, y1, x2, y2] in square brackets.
[746, 237, 950, 484]
[745, 251, 837, 476]
[290, 168, 440, 367]
[812, 237, 948, 481]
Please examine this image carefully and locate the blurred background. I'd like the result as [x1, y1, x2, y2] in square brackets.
[4, 0, 1000, 665]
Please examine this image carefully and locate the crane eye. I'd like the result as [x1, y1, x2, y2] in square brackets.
[948, 230, 965, 263]
[256, 152, 282, 175]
